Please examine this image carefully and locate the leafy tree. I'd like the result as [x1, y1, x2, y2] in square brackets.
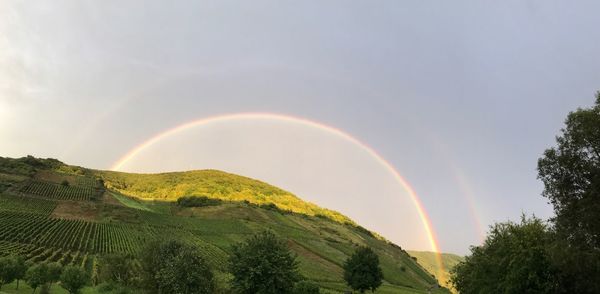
[140, 240, 215, 294]
[229, 231, 299, 294]
[450, 216, 557, 294]
[293, 281, 320, 294]
[0, 257, 16, 290]
[98, 253, 138, 286]
[46, 262, 62, 290]
[538, 92, 600, 248]
[12, 256, 27, 290]
[343, 246, 383, 293]
[538, 92, 600, 293]
[26, 263, 49, 294]
[60, 266, 89, 294]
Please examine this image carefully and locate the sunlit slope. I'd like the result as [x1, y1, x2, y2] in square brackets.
[407, 251, 464, 289]
[94, 169, 352, 223]
[0, 156, 450, 293]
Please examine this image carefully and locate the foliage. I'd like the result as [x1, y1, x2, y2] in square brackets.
[47, 262, 63, 288]
[538, 93, 600, 248]
[0, 256, 16, 290]
[293, 280, 321, 294]
[12, 256, 27, 290]
[343, 246, 383, 293]
[140, 239, 215, 294]
[450, 216, 557, 294]
[95, 169, 351, 223]
[537, 93, 600, 293]
[98, 253, 138, 287]
[60, 266, 89, 294]
[26, 263, 49, 293]
[177, 195, 222, 207]
[0, 156, 63, 176]
[229, 231, 300, 294]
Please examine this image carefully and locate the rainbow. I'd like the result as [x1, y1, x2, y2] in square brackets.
[111, 112, 445, 280]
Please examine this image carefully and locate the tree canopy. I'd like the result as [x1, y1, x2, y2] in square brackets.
[537, 92, 600, 293]
[60, 266, 89, 294]
[343, 246, 383, 293]
[229, 231, 300, 294]
[140, 239, 215, 294]
[450, 216, 557, 294]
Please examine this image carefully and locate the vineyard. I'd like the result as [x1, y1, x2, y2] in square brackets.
[0, 157, 446, 293]
[18, 180, 99, 201]
[0, 194, 57, 215]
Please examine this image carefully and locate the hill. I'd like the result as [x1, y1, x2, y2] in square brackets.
[407, 251, 464, 291]
[0, 156, 449, 293]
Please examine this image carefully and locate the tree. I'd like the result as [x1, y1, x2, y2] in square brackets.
[450, 216, 557, 294]
[98, 253, 138, 286]
[343, 246, 383, 293]
[12, 256, 27, 290]
[46, 262, 62, 290]
[26, 263, 49, 294]
[538, 92, 600, 293]
[293, 281, 321, 294]
[60, 266, 89, 294]
[0, 257, 16, 290]
[228, 231, 299, 294]
[538, 93, 600, 248]
[140, 240, 215, 294]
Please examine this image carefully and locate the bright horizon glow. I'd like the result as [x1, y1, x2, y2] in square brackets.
[111, 112, 445, 279]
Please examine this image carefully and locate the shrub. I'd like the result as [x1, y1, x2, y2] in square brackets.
[229, 231, 299, 294]
[293, 281, 321, 294]
[176, 196, 221, 207]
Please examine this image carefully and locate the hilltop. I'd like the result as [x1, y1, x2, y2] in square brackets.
[0, 156, 449, 293]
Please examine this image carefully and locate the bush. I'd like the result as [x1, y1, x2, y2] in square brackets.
[60, 266, 89, 294]
[450, 216, 557, 294]
[140, 240, 215, 294]
[293, 281, 320, 294]
[176, 196, 221, 207]
[229, 231, 299, 294]
[343, 246, 383, 293]
[98, 253, 138, 287]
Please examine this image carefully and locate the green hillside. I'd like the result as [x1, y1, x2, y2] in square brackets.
[407, 251, 464, 291]
[0, 156, 449, 293]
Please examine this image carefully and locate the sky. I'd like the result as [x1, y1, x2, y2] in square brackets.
[1, 1, 600, 254]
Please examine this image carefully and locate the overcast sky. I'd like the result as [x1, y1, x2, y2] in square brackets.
[1, 1, 599, 254]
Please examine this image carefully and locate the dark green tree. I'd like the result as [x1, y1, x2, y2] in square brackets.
[26, 263, 49, 294]
[228, 231, 299, 294]
[98, 253, 138, 287]
[46, 262, 62, 290]
[293, 280, 321, 294]
[343, 246, 383, 293]
[538, 92, 600, 293]
[450, 216, 557, 294]
[60, 266, 89, 294]
[0, 257, 16, 290]
[140, 240, 214, 294]
[12, 256, 27, 290]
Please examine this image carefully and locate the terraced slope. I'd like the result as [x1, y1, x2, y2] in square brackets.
[0, 156, 449, 293]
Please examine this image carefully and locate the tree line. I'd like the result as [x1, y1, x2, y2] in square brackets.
[1, 231, 384, 293]
[451, 92, 600, 293]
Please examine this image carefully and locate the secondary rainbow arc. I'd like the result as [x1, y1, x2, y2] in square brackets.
[110, 112, 445, 280]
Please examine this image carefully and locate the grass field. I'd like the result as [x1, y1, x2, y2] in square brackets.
[407, 251, 464, 291]
[0, 156, 450, 293]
